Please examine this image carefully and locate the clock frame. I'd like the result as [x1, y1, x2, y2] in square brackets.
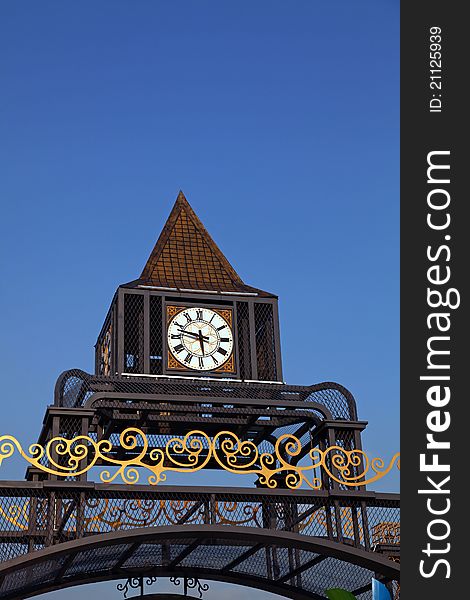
[165, 303, 237, 375]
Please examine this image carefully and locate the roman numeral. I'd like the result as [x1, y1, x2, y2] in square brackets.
[211, 355, 219, 365]
[209, 313, 216, 323]
[183, 312, 192, 323]
[220, 337, 230, 343]
[198, 357, 204, 369]
[184, 353, 193, 364]
[174, 344, 184, 354]
[175, 322, 184, 329]
[196, 309, 203, 320]
[217, 348, 227, 356]
[171, 334, 181, 339]
[217, 325, 226, 331]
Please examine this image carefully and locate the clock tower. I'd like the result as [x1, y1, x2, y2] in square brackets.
[95, 191, 283, 382]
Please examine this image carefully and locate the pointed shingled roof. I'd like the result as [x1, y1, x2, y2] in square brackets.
[123, 191, 274, 297]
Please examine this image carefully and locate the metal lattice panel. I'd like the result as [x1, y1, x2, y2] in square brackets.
[121, 542, 163, 569]
[0, 557, 65, 595]
[254, 303, 277, 381]
[124, 294, 144, 374]
[149, 295, 163, 374]
[0, 485, 400, 554]
[95, 296, 116, 377]
[236, 302, 252, 380]
[67, 545, 131, 576]
[0, 485, 399, 599]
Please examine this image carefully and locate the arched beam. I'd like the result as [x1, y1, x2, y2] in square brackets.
[0, 525, 399, 600]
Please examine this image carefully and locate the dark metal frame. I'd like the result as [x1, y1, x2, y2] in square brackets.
[54, 369, 357, 418]
[98, 288, 284, 382]
[0, 483, 399, 600]
[0, 528, 399, 600]
[27, 370, 367, 490]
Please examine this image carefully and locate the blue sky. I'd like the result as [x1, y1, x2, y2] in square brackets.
[0, 1, 399, 597]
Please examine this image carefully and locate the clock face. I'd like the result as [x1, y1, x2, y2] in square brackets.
[167, 307, 234, 371]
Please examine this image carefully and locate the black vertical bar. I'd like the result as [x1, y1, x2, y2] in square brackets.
[402, 3, 464, 598]
[261, 499, 273, 579]
[353, 429, 365, 492]
[138, 293, 144, 373]
[272, 300, 283, 382]
[327, 427, 340, 491]
[112, 300, 117, 375]
[162, 298, 169, 375]
[45, 490, 56, 547]
[351, 505, 361, 549]
[27, 493, 38, 553]
[333, 499, 343, 543]
[76, 491, 85, 539]
[79, 417, 89, 482]
[117, 289, 125, 374]
[50, 416, 60, 482]
[318, 437, 328, 491]
[325, 502, 334, 542]
[143, 292, 150, 374]
[209, 494, 216, 525]
[360, 500, 371, 552]
[248, 300, 258, 380]
[94, 338, 99, 376]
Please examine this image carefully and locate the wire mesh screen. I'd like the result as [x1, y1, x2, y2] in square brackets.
[124, 293, 144, 374]
[95, 299, 116, 377]
[236, 302, 252, 380]
[0, 487, 399, 599]
[97, 319, 113, 377]
[254, 302, 277, 381]
[149, 295, 163, 375]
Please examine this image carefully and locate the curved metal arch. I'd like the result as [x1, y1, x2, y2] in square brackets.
[0, 525, 399, 600]
[53, 369, 356, 421]
[0, 568, 319, 600]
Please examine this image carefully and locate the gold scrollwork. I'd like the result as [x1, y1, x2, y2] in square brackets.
[83, 498, 206, 531]
[214, 501, 262, 527]
[215, 309, 232, 328]
[166, 305, 185, 322]
[0, 429, 400, 490]
[0, 498, 261, 532]
[372, 521, 400, 545]
[0, 501, 29, 531]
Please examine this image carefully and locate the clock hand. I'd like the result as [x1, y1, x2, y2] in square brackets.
[177, 328, 209, 341]
[198, 329, 205, 356]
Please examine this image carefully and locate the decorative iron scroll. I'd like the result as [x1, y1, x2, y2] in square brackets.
[117, 576, 158, 598]
[0, 428, 400, 489]
[170, 576, 209, 599]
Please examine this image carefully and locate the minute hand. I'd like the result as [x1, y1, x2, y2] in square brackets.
[178, 329, 209, 341]
[198, 329, 205, 355]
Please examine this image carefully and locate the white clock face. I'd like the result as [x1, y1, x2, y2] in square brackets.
[167, 307, 234, 371]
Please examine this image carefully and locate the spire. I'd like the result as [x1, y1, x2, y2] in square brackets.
[123, 191, 274, 296]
